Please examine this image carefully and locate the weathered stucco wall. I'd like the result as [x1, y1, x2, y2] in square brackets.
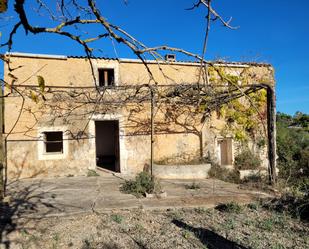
[3, 53, 275, 180]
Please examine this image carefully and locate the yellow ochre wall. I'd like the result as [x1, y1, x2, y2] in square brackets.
[3, 54, 274, 180]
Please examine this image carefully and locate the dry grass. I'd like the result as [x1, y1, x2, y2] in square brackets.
[2, 204, 308, 249]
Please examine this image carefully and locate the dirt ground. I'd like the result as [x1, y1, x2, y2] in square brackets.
[2, 204, 308, 249]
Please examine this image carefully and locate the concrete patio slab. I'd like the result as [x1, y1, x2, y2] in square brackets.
[2, 172, 272, 218]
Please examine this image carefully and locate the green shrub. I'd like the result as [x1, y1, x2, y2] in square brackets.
[262, 188, 309, 222]
[276, 112, 309, 187]
[234, 149, 261, 170]
[242, 174, 263, 183]
[208, 164, 240, 183]
[120, 171, 161, 197]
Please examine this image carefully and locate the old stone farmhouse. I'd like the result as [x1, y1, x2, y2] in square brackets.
[1, 52, 275, 180]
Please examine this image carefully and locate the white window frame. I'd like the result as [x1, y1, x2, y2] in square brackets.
[38, 126, 69, 160]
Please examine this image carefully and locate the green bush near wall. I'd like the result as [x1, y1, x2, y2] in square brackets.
[234, 149, 261, 170]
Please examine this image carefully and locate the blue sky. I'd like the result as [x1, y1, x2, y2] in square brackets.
[0, 0, 308, 115]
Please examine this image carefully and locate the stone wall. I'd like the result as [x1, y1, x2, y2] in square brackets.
[3, 53, 275, 180]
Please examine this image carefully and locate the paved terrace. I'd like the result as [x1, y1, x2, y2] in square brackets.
[2, 172, 271, 218]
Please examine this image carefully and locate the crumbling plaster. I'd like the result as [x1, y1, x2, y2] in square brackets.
[3, 53, 274, 179]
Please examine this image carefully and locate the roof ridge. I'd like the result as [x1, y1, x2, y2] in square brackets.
[5, 52, 272, 67]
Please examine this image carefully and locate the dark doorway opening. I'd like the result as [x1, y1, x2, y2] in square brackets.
[95, 120, 120, 172]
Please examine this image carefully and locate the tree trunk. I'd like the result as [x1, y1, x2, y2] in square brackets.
[150, 87, 155, 176]
[267, 86, 277, 186]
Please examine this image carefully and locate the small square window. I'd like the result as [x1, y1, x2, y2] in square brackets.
[44, 131, 63, 153]
[98, 68, 115, 87]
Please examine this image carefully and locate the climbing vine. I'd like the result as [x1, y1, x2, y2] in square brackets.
[220, 89, 267, 142]
[203, 64, 271, 144]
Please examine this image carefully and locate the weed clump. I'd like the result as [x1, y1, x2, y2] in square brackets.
[185, 182, 201, 190]
[87, 169, 99, 177]
[120, 171, 161, 197]
[215, 201, 243, 214]
[111, 214, 123, 224]
[247, 202, 260, 211]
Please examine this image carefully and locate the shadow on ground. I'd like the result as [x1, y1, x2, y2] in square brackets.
[0, 180, 60, 249]
[172, 219, 248, 249]
[0, 175, 272, 248]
